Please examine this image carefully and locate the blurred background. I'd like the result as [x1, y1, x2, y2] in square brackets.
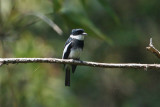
[0, 0, 160, 107]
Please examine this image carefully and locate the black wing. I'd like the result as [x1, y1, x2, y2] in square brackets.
[62, 38, 73, 59]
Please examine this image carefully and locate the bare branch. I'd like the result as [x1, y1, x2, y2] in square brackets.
[0, 58, 160, 70]
[146, 38, 160, 58]
[1, 38, 160, 70]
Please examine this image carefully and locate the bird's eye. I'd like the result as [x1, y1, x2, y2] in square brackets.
[77, 30, 83, 34]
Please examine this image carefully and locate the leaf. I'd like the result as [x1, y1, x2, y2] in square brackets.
[52, 0, 64, 12]
[62, 12, 113, 45]
[59, 0, 112, 44]
[27, 12, 63, 35]
[97, 0, 120, 25]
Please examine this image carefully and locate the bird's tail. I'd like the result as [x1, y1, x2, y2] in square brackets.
[65, 67, 70, 86]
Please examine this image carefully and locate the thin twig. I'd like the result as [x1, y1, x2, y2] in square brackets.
[0, 58, 160, 70]
[146, 38, 160, 58]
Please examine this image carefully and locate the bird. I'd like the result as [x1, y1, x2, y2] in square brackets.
[62, 29, 87, 86]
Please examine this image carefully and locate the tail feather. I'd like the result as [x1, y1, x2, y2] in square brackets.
[65, 68, 70, 86]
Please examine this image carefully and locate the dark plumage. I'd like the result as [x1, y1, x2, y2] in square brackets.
[71, 29, 84, 35]
[62, 29, 86, 86]
[63, 37, 84, 59]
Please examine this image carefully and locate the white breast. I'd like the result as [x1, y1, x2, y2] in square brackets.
[69, 48, 82, 59]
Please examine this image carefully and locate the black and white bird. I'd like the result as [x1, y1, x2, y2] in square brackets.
[62, 29, 87, 86]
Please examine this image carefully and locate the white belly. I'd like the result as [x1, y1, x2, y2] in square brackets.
[69, 48, 82, 59]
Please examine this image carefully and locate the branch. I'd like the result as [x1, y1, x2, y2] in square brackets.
[0, 58, 160, 70]
[146, 38, 160, 58]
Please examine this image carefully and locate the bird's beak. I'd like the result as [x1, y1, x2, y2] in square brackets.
[82, 32, 87, 35]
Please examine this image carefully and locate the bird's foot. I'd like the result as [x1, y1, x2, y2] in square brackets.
[75, 59, 83, 63]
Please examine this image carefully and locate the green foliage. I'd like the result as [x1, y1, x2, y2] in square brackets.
[1, 0, 160, 107]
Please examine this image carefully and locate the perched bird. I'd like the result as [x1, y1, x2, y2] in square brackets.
[62, 29, 87, 86]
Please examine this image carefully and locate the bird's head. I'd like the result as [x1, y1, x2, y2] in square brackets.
[70, 29, 87, 40]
